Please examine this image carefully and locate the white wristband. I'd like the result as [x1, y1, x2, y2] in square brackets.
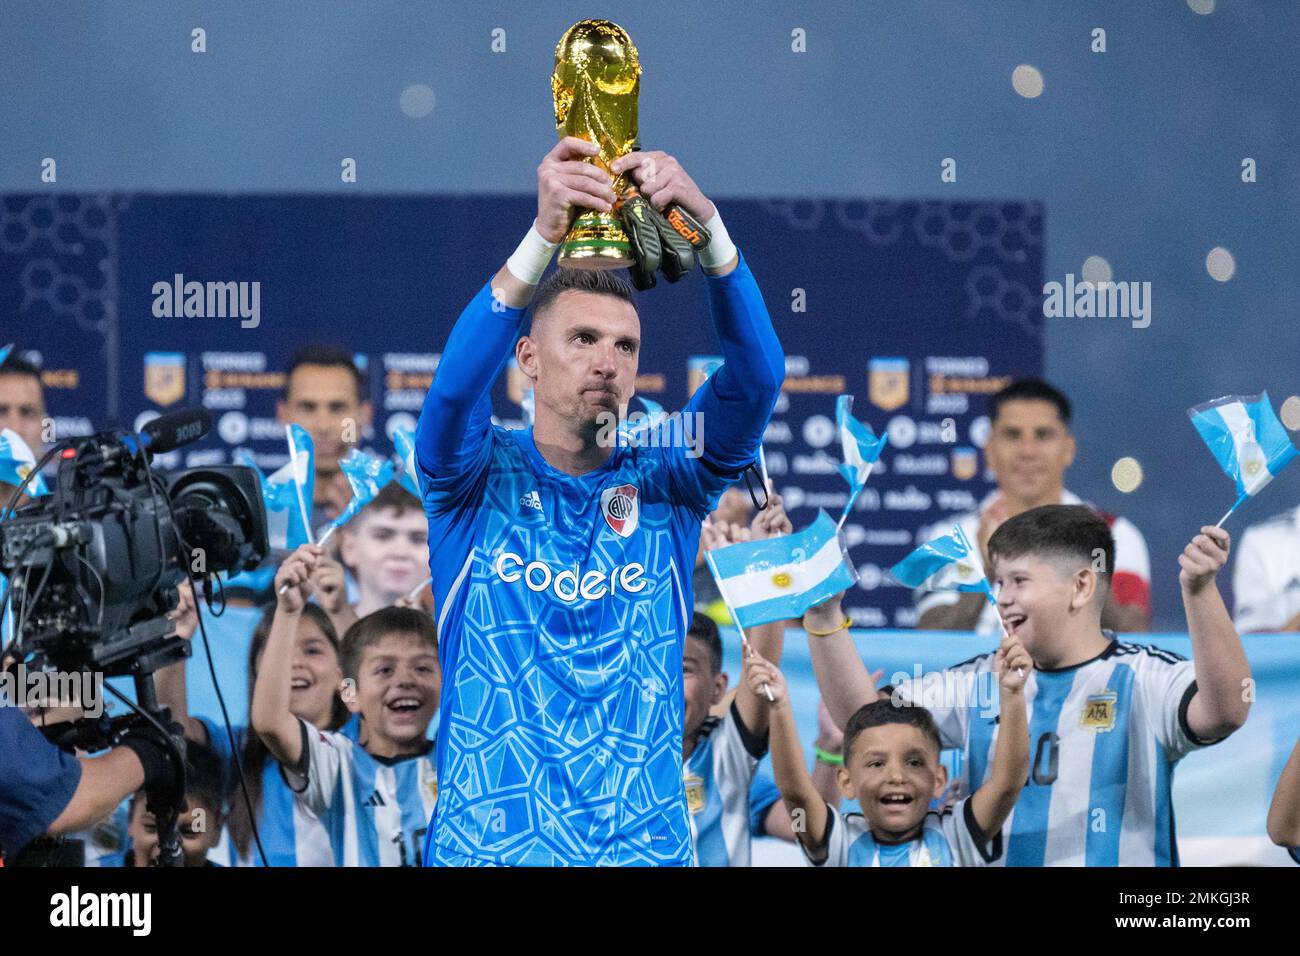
[506, 220, 559, 286]
[698, 208, 737, 270]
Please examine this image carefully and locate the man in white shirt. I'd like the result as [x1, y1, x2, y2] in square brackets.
[1232, 504, 1300, 632]
[916, 379, 1151, 635]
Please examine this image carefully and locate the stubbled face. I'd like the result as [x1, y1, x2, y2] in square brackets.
[349, 633, 441, 752]
[986, 399, 1075, 504]
[519, 290, 640, 432]
[993, 552, 1084, 661]
[255, 617, 343, 731]
[682, 635, 725, 744]
[278, 365, 371, 472]
[341, 507, 429, 599]
[0, 373, 45, 458]
[129, 798, 222, 867]
[839, 724, 946, 841]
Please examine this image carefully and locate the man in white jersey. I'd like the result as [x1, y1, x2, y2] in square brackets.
[1232, 503, 1300, 632]
[811, 504, 1251, 866]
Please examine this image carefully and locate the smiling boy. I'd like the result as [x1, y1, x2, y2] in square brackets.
[253, 544, 441, 866]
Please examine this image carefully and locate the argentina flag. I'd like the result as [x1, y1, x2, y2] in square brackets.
[1189, 391, 1298, 523]
[889, 523, 995, 603]
[0, 427, 49, 498]
[393, 427, 421, 499]
[705, 510, 858, 629]
[836, 394, 887, 527]
[259, 425, 315, 550]
[328, 449, 395, 531]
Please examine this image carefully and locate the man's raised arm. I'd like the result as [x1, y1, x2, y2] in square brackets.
[611, 150, 784, 475]
[416, 137, 617, 482]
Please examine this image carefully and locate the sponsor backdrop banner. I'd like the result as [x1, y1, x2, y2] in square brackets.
[0, 193, 1043, 628]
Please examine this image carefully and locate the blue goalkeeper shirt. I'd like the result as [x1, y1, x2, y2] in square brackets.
[417, 250, 783, 866]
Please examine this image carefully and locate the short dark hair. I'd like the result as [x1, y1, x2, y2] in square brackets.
[987, 504, 1114, 585]
[529, 268, 637, 331]
[283, 345, 366, 403]
[353, 481, 421, 524]
[0, 352, 43, 386]
[183, 739, 226, 817]
[988, 378, 1071, 428]
[687, 612, 723, 675]
[843, 699, 943, 766]
[341, 606, 438, 682]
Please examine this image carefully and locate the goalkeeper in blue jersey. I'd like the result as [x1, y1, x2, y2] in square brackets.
[416, 137, 784, 866]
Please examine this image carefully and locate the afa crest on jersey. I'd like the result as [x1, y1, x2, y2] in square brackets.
[601, 483, 640, 537]
[683, 773, 705, 815]
[1080, 692, 1118, 732]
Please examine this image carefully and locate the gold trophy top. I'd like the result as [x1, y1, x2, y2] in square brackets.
[552, 19, 641, 184]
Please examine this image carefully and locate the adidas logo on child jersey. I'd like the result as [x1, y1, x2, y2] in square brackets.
[519, 490, 542, 513]
[364, 790, 387, 808]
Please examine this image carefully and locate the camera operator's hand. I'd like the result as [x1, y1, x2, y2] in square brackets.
[166, 580, 199, 641]
[275, 545, 323, 615]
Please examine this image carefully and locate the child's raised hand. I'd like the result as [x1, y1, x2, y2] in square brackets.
[311, 555, 349, 614]
[701, 518, 752, 552]
[750, 486, 793, 540]
[995, 633, 1032, 694]
[743, 645, 787, 706]
[275, 544, 323, 613]
[1178, 525, 1231, 594]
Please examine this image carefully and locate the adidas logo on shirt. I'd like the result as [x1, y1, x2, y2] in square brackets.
[519, 490, 542, 513]
[364, 790, 387, 808]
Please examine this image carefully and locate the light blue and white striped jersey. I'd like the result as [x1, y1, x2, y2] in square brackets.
[288, 717, 438, 867]
[807, 801, 999, 867]
[894, 637, 1213, 866]
[684, 702, 766, 867]
[416, 252, 783, 867]
[199, 716, 356, 867]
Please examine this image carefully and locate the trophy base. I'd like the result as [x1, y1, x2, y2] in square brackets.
[558, 245, 634, 270]
[558, 211, 635, 270]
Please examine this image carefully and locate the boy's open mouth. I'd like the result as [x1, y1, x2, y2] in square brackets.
[879, 793, 915, 807]
[1003, 613, 1027, 634]
[386, 697, 424, 714]
[290, 678, 312, 691]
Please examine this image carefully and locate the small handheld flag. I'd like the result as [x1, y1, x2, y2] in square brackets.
[1189, 391, 1298, 526]
[836, 395, 887, 529]
[320, 448, 396, 544]
[392, 428, 421, 500]
[705, 510, 859, 630]
[261, 429, 315, 552]
[285, 424, 316, 545]
[0, 427, 49, 499]
[889, 523, 994, 604]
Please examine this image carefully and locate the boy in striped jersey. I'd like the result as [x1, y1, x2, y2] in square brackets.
[811, 504, 1252, 866]
[254, 544, 440, 866]
[756, 633, 1030, 866]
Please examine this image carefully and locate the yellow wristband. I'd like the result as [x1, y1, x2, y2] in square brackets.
[805, 615, 852, 637]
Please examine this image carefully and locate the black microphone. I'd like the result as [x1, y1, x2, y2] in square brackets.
[136, 408, 213, 455]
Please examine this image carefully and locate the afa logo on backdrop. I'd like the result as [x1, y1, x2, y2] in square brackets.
[868, 357, 909, 411]
[144, 352, 185, 406]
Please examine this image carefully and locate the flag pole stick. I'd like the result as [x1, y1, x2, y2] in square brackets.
[757, 445, 770, 494]
[1215, 493, 1246, 529]
[407, 576, 433, 601]
[704, 547, 774, 703]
